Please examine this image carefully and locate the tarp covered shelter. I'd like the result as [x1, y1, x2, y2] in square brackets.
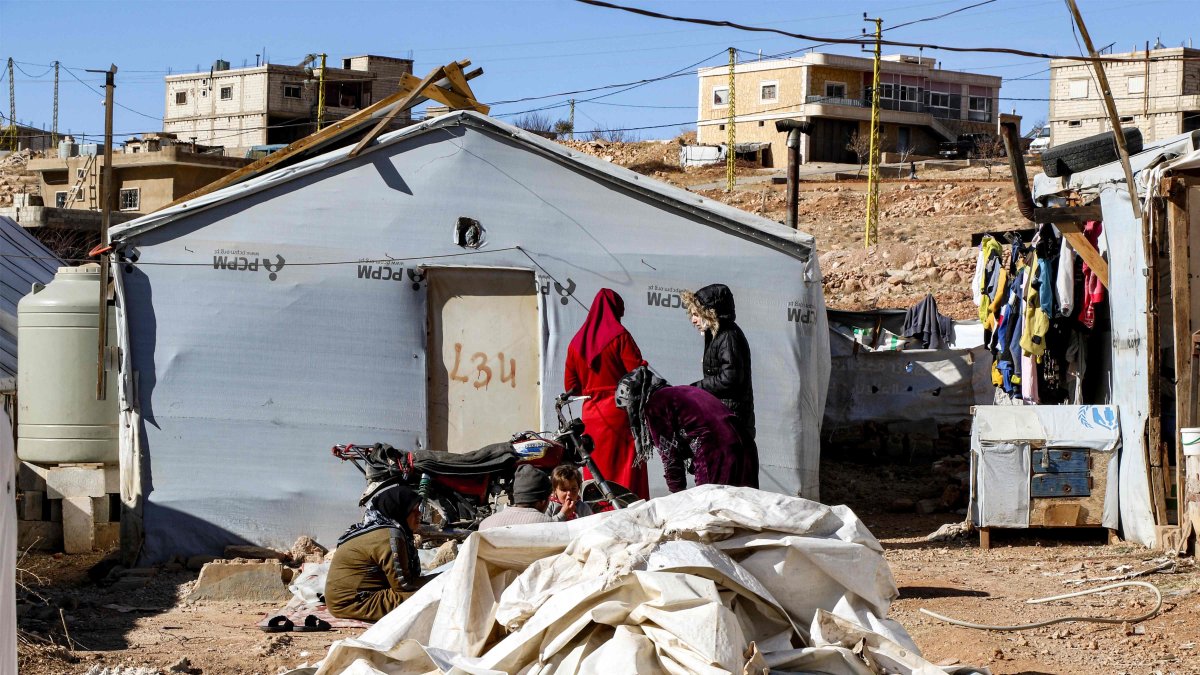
[108, 111, 830, 562]
[0, 216, 61, 392]
[1029, 130, 1200, 546]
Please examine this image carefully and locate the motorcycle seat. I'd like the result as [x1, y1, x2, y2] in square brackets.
[412, 442, 517, 475]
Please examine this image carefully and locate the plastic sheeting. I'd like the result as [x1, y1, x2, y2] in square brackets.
[309, 486, 986, 675]
[1, 406, 16, 674]
[0, 216, 61, 391]
[109, 112, 830, 562]
[970, 405, 1120, 529]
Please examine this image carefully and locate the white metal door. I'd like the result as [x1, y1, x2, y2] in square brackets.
[426, 268, 540, 453]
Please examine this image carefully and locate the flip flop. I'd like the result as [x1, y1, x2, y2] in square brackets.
[293, 614, 332, 632]
[260, 615, 293, 633]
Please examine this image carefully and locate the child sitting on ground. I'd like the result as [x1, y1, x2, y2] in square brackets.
[545, 464, 595, 522]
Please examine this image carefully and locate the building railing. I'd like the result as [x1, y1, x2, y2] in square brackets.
[803, 94, 993, 122]
[805, 95, 863, 107]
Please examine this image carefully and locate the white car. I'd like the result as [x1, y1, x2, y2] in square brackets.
[1029, 127, 1052, 155]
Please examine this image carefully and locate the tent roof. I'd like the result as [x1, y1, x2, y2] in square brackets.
[0, 217, 62, 390]
[111, 111, 815, 260]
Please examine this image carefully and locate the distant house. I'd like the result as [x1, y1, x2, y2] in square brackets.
[0, 122, 57, 154]
[696, 53, 1002, 166]
[162, 55, 414, 156]
[1048, 46, 1200, 147]
[12, 134, 249, 229]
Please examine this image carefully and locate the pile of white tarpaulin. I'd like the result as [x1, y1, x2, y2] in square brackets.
[310, 486, 984, 675]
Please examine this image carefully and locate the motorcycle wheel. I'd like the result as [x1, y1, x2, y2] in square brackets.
[581, 479, 640, 511]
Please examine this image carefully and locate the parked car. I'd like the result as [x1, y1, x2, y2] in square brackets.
[938, 133, 999, 159]
[1029, 127, 1052, 155]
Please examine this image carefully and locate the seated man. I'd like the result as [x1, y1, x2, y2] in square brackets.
[479, 465, 554, 530]
[326, 484, 425, 621]
[545, 464, 595, 522]
[615, 366, 755, 493]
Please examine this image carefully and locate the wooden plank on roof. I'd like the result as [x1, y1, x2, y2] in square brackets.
[442, 61, 475, 100]
[160, 60, 480, 210]
[402, 72, 490, 114]
[349, 67, 445, 159]
[1056, 221, 1109, 289]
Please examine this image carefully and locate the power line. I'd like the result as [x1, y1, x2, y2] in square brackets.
[573, 0, 1200, 64]
[61, 66, 162, 122]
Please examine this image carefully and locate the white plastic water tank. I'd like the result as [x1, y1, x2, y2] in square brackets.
[17, 264, 118, 464]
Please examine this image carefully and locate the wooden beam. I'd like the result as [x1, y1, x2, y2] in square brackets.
[348, 66, 445, 159]
[442, 61, 475, 101]
[160, 61, 480, 210]
[1056, 221, 1109, 289]
[1170, 178, 1193, 513]
[399, 72, 490, 114]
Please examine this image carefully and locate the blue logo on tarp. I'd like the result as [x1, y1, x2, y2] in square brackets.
[1078, 406, 1118, 431]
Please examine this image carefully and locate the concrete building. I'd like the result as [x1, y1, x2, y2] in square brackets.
[162, 55, 414, 156]
[1, 122, 57, 154]
[18, 137, 249, 226]
[1048, 46, 1200, 146]
[696, 53, 1002, 166]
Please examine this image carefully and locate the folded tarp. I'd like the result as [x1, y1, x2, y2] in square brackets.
[310, 485, 986, 675]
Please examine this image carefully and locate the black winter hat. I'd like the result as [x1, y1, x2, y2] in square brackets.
[513, 465, 552, 504]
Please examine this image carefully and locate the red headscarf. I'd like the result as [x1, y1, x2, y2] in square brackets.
[570, 289, 627, 368]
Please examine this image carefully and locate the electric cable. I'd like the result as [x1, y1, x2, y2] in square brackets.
[919, 581, 1163, 631]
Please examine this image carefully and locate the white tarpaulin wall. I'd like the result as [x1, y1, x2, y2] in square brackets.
[109, 112, 830, 562]
[1, 405, 16, 674]
[1032, 131, 1200, 546]
[310, 486, 985, 675]
[0, 216, 61, 391]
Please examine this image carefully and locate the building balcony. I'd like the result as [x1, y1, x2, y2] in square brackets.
[804, 94, 992, 123]
[805, 95, 863, 107]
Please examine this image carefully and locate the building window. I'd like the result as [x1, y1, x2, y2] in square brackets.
[719, 124, 726, 131]
[75, 168, 86, 178]
[968, 96, 992, 113]
[1120, 115, 1135, 123]
[825, 82, 846, 99]
[175, 91, 187, 105]
[201, 78, 207, 86]
[1127, 75, 1145, 94]
[899, 85, 920, 102]
[1067, 120, 1082, 128]
[284, 84, 302, 99]
[712, 87, 729, 107]
[759, 81, 778, 103]
[201, 89, 208, 98]
[220, 86, 233, 100]
[119, 188, 140, 211]
[758, 120, 764, 127]
[929, 92, 950, 108]
[1068, 79, 1089, 99]
[54, 191, 68, 208]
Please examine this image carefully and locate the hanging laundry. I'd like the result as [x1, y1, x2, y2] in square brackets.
[1056, 236, 1076, 318]
[1020, 253, 1051, 360]
[975, 235, 1003, 320]
[1078, 221, 1107, 329]
[902, 294, 955, 349]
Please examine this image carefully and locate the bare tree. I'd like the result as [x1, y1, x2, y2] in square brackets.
[552, 119, 574, 139]
[590, 126, 638, 143]
[974, 135, 1008, 179]
[847, 131, 871, 176]
[513, 112, 555, 136]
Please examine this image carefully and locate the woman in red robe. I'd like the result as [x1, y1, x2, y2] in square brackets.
[564, 289, 648, 500]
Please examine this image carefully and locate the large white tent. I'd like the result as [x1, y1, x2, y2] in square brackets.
[109, 112, 830, 562]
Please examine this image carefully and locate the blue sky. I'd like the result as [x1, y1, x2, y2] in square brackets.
[0, 0, 1191, 143]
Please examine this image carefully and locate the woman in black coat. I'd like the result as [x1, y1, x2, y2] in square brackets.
[682, 283, 759, 488]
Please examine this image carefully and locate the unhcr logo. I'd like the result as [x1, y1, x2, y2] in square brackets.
[212, 251, 287, 281]
[787, 300, 816, 324]
[646, 285, 686, 309]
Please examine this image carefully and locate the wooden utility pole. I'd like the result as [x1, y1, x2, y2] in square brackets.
[317, 53, 328, 131]
[864, 15, 883, 247]
[726, 47, 736, 193]
[87, 64, 117, 399]
[1064, 0, 1141, 220]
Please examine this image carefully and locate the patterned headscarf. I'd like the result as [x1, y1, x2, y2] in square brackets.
[338, 483, 423, 588]
[615, 366, 669, 466]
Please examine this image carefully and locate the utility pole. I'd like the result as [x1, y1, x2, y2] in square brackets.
[4, 58, 15, 152]
[86, 64, 117, 400]
[568, 99, 575, 140]
[1063, 0, 1141, 220]
[726, 47, 736, 193]
[316, 53, 327, 131]
[52, 61, 59, 146]
[863, 15, 883, 248]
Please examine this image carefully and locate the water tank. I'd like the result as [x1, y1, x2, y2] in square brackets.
[17, 264, 118, 464]
[57, 141, 78, 159]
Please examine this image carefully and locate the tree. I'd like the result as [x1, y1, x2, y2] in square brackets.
[590, 126, 638, 143]
[513, 112, 554, 136]
[846, 130, 886, 177]
[552, 119, 574, 139]
[974, 135, 1008, 179]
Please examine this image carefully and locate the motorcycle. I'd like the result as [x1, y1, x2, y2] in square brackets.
[333, 393, 639, 537]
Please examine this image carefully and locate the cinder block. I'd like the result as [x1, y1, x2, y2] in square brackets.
[187, 560, 292, 603]
[92, 495, 111, 523]
[17, 462, 47, 492]
[18, 490, 45, 521]
[62, 496, 95, 554]
[46, 466, 106, 500]
[104, 465, 120, 495]
[94, 522, 119, 550]
[18, 521, 62, 551]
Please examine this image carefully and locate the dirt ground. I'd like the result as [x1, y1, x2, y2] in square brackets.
[16, 460, 1200, 674]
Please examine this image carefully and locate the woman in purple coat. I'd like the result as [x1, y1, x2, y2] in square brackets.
[614, 366, 751, 493]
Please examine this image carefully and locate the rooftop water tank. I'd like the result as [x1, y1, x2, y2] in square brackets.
[17, 264, 118, 464]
